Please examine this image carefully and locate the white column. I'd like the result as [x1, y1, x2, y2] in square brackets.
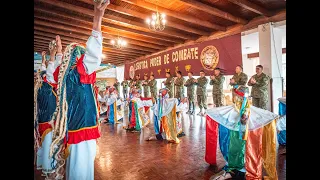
[258, 22, 283, 113]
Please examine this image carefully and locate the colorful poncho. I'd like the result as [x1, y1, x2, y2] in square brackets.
[152, 89, 188, 143]
[205, 85, 279, 180]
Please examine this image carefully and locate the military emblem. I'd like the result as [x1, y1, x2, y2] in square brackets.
[185, 65, 191, 72]
[200, 46, 219, 71]
[129, 65, 135, 79]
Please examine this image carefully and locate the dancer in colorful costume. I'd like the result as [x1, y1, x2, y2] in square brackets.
[127, 89, 154, 132]
[48, 1, 110, 179]
[206, 85, 279, 180]
[35, 36, 63, 177]
[103, 87, 123, 124]
[153, 88, 188, 143]
[277, 97, 286, 154]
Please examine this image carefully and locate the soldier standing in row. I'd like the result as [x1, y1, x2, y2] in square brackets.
[184, 72, 196, 115]
[142, 74, 150, 97]
[248, 65, 270, 110]
[148, 74, 158, 100]
[113, 79, 120, 94]
[174, 71, 185, 102]
[230, 65, 248, 102]
[134, 74, 142, 91]
[209, 68, 225, 107]
[194, 70, 209, 116]
[163, 72, 174, 98]
[121, 78, 129, 99]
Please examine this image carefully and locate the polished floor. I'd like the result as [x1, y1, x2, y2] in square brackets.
[35, 106, 286, 180]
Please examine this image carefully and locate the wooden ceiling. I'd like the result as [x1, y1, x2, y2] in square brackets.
[34, 0, 286, 65]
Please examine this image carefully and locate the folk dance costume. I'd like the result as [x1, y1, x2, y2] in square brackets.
[277, 97, 286, 146]
[49, 30, 102, 180]
[100, 88, 123, 124]
[153, 88, 188, 143]
[35, 53, 62, 175]
[127, 89, 153, 132]
[206, 85, 279, 180]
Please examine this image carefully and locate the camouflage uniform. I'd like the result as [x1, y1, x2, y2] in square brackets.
[134, 79, 142, 91]
[174, 77, 185, 100]
[114, 81, 120, 94]
[195, 76, 209, 111]
[164, 77, 174, 98]
[209, 75, 225, 107]
[184, 77, 196, 113]
[128, 80, 133, 93]
[148, 79, 158, 100]
[121, 80, 128, 99]
[142, 80, 150, 97]
[231, 72, 248, 103]
[247, 73, 270, 110]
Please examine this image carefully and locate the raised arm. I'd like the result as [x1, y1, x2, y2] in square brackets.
[83, 1, 110, 75]
[46, 43, 58, 83]
[40, 51, 47, 71]
[54, 35, 63, 69]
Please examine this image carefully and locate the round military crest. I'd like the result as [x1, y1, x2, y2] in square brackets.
[200, 46, 219, 71]
[129, 66, 135, 79]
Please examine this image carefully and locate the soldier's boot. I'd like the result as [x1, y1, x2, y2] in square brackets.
[186, 101, 192, 114]
[190, 102, 195, 115]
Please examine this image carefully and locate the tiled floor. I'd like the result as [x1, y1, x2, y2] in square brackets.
[35, 106, 286, 180]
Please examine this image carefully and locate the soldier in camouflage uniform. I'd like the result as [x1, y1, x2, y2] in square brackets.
[209, 68, 225, 107]
[230, 65, 248, 103]
[194, 70, 209, 116]
[134, 74, 142, 91]
[162, 72, 174, 98]
[174, 71, 185, 101]
[121, 79, 129, 99]
[113, 79, 120, 94]
[184, 72, 196, 115]
[142, 75, 150, 97]
[148, 74, 158, 100]
[128, 78, 133, 94]
[248, 65, 270, 110]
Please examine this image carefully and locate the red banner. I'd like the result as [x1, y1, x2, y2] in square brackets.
[124, 34, 242, 79]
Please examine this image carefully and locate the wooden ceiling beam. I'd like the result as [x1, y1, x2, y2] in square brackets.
[228, 0, 273, 17]
[78, 0, 210, 36]
[34, 19, 158, 53]
[34, 26, 148, 56]
[34, 7, 175, 47]
[34, 33, 141, 60]
[36, 0, 186, 44]
[34, 14, 165, 51]
[180, 0, 248, 24]
[121, 0, 226, 31]
[34, 36, 137, 59]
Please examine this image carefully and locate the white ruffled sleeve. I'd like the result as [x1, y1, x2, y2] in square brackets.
[46, 61, 55, 83]
[83, 30, 103, 75]
[40, 63, 46, 71]
[54, 53, 63, 69]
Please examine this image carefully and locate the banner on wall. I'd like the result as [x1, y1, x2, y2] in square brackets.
[124, 34, 242, 79]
